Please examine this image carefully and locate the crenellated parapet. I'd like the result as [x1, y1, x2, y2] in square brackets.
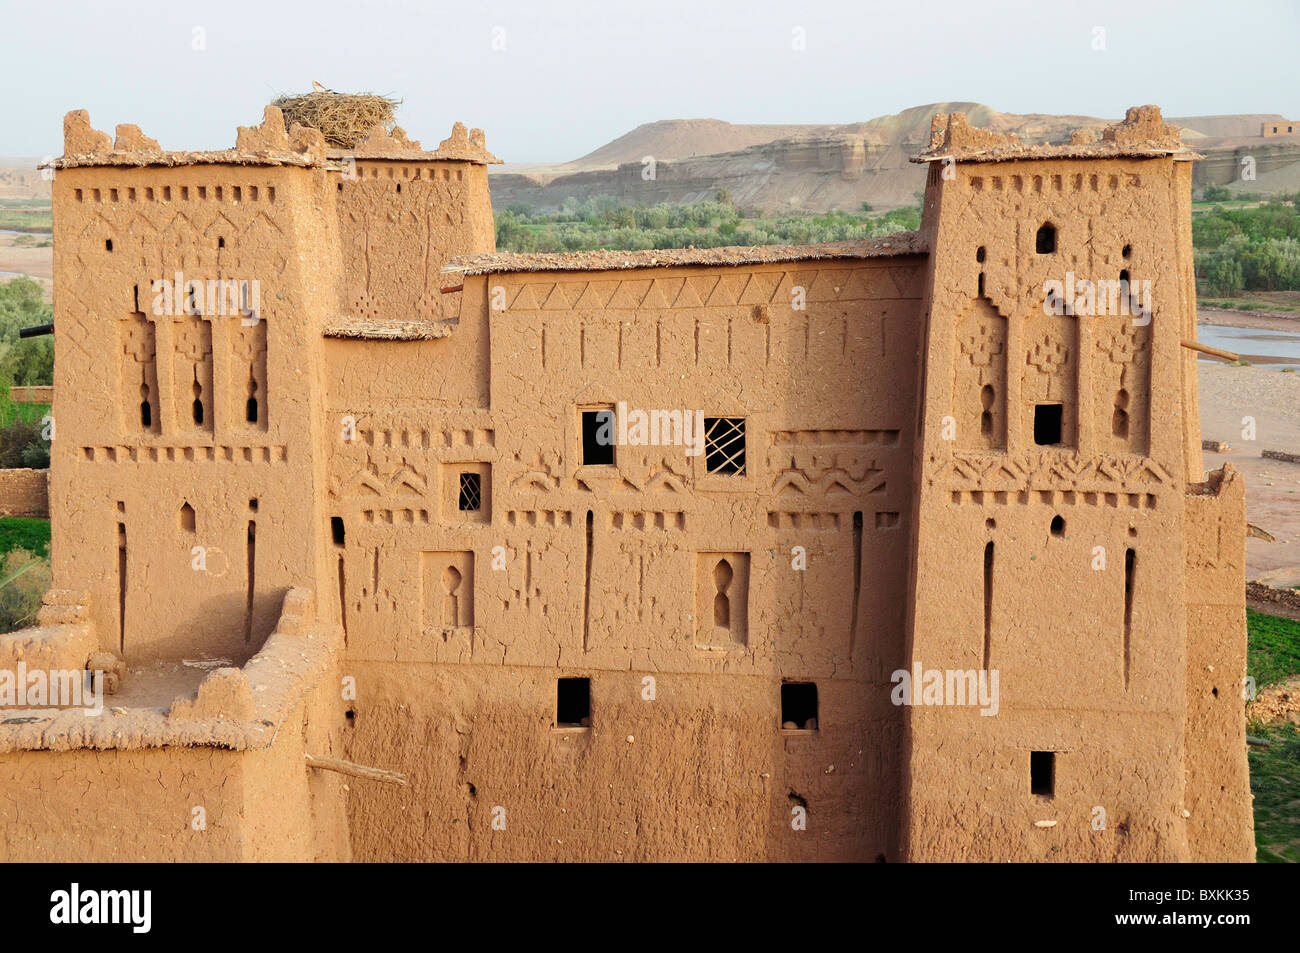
[915, 105, 1199, 164]
[50, 108, 327, 170]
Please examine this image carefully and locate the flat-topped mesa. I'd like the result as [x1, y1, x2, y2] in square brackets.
[913, 103, 1200, 163]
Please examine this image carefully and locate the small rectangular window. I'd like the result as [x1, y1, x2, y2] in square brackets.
[581, 409, 615, 466]
[781, 682, 818, 731]
[1030, 750, 1055, 797]
[1033, 404, 1063, 446]
[330, 516, 345, 547]
[556, 677, 590, 728]
[704, 416, 746, 475]
[458, 472, 481, 511]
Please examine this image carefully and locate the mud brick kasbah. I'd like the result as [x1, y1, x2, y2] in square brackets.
[0, 102, 1254, 862]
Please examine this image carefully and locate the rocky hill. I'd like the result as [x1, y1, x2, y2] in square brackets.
[490, 105, 1300, 213]
[0, 159, 51, 201]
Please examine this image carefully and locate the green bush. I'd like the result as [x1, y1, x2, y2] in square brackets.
[1246, 610, 1300, 861]
[1194, 193, 1300, 293]
[1198, 249, 1245, 297]
[0, 548, 50, 633]
[494, 195, 922, 254]
[0, 277, 53, 387]
[0, 517, 50, 559]
[0, 418, 46, 469]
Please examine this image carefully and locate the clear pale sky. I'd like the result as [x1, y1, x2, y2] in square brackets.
[0, 0, 1295, 162]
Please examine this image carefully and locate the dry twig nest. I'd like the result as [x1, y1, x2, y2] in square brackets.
[270, 91, 400, 148]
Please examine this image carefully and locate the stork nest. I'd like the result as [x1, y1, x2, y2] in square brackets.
[270, 91, 401, 148]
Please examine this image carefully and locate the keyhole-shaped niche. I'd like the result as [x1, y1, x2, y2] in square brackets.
[421, 551, 474, 631]
[442, 565, 463, 627]
[953, 297, 1007, 451]
[1112, 387, 1130, 439]
[696, 552, 749, 649]
[713, 558, 733, 630]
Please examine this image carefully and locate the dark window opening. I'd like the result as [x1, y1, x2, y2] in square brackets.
[458, 472, 482, 511]
[191, 379, 204, 427]
[1031, 750, 1055, 797]
[105, 239, 113, 252]
[140, 399, 151, 428]
[704, 416, 746, 475]
[1035, 223, 1056, 254]
[556, 677, 591, 728]
[781, 682, 818, 731]
[248, 498, 258, 511]
[246, 396, 258, 423]
[980, 384, 995, 437]
[975, 245, 986, 263]
[1119, 268, 1130, 287]
[1112, 387, 1130, 438]
[1050, 515, 1065, 537]
[581, 409, 615, 466]
[218, 236, 225, 249]
[1033, 404, 1063, 446]
[713, 558, 733, 629]
[331, 516, 345, 547]
[1122, 243, 1132, 259]
[977, 272, 985, 296]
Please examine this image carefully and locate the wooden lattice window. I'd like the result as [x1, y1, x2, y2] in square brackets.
[704, 417, 746, 475]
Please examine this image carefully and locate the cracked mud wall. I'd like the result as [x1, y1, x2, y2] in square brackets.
[339, 665, 899, 861]
[325, 258, 925, 859]
[1184, 470, 1254, 861]
[902, 154, 1250, 860]
[49, 163, 338, 666]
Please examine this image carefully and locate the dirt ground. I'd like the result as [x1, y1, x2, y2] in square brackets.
[0, 233, 52, 300]
[1198, 308, 1300, 585]
[1199, 302, 1300, 333]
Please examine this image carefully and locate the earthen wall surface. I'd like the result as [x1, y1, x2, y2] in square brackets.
[326, 256, 925, 858]
[0, 468, 49, 517]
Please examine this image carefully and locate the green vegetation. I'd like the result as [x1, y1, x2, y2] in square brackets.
[1250, 725, 1300, 862]
[0, 517, 49, 559]
[1197, 185, 1263, 205]
[1198, 298, 1294, 312]
[1193, 192, 1300, 296]
[0, 547, 49, 633]
[495, 195, 921, 254]
[0, 277, 53, 387]
[0, 278, 52, 468]
[0, 209, 52, 232]
[1248, 609, 1300, 691]
[1246, 609, 1300, 862]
